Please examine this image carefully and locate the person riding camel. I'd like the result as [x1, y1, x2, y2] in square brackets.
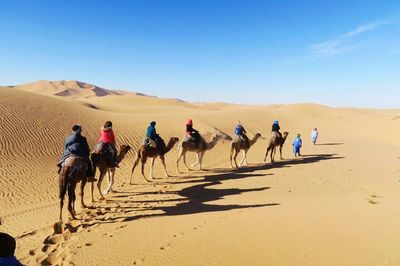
[234, 121, 249, 144]
[185, 119, 200, 144]
[57, 125, 95, 181]
[146, 121, 158, 148]
[271, 120, 282, 138]
[146, 121, 165, 154]
[98, 121, 118, 167]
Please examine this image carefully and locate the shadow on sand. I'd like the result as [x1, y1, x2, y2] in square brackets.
[86, 153, 344, 224]
[316, 143, 344, 146]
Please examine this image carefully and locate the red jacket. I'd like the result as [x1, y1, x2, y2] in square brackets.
[99, 128, 116, 144]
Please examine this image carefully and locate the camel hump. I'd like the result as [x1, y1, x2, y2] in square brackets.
[232, 135, 241, 143]
[271, 132, 280, 138]
[63, 156, 85, 167]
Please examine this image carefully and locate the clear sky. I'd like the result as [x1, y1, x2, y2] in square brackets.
[0, 0, 399, 107]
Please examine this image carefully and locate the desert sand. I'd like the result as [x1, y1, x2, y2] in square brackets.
[1, 80, 400, 265]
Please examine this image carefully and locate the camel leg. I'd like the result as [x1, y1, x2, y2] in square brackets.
[141, 158, 151, 182]
[199, 152, 205, 171]
[97, 170, 106, 200]
[229, 147, 234, 168]
[160, 156, 169, 177]
[59, 168, 67, 221]
[244, 150, 249, 165]
[176, 147, 184, 174]
[264, 146, 270, 162]
[91, 179, 95, 203]
[233, 149, 239, 168]
[239, 150, 247, 167]
[149, 157, 155, 179]
[271, 147, 276, 163]
[110, 168, 116, 192]
[183, 152, 191, 171]
[130, 156, 141, 185]
[104, 168, 115, 195]
[67, 180, 77, 220]
[191, 153, 200, 168]
[279, 145, 283, 160]
[80, 177, 87, 208]
[71, 180, 77, 216]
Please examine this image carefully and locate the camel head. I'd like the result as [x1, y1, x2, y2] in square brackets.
[255, 133, 262, 138]
[282, 132, 289, 140]
[119, 144, 132, 155]
[169, 137, 180, 144]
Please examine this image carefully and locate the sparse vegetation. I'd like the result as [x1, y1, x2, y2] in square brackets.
[368, 199, 378, 204]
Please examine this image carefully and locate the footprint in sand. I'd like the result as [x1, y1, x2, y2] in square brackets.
[160, 243, 171, 250]
[134, 258, 145, 265]
[43, 250, 62, 265]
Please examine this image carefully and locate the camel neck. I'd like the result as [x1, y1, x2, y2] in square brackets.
[164, 140, 176, 153]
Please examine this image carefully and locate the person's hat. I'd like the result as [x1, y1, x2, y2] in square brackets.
[186, 119, 193, 126]
[72, 125, 82, 132]
[150, 121, 156, 126]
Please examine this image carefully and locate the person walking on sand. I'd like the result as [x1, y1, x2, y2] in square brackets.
[0, 233, 23, 266]
[293, 134, 302, 157]
[311, 128, 318, 145]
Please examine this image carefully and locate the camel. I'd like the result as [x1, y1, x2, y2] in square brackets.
[58, 156, 88, 221]
[230, 133, 262, 168]
[130, 137, 180, 183]
[176, 131, 231, 173]
[91, 144, 131, 201]
[264, 131, 289, 163]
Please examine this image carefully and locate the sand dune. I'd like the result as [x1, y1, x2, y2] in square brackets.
[1, 81, 400, 265]
[9, 80, 136, 98]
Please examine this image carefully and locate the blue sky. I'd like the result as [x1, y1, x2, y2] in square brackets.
[0, 0, 399, 107]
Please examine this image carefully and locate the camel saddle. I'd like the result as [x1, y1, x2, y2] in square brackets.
[61, 156, 88, 176]
[271, 131, 282, 139]
[233, 135, 250, 149]
[92, 142, 110, 155]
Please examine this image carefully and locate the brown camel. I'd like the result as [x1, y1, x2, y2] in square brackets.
[176, 131, 231, 173]
[58, 156, 88, 221]
[91, 144, 131, 201]
[130, 137, 180, 183]
[230, 133, 262, 168]
[264, 131, 289, 163]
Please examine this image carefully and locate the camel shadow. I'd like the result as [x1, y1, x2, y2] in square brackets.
[82, 153, 343, 225]
[88, 171, 277, 224]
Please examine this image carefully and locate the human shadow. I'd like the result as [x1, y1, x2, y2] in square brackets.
[168, 153, 344, 185]
[316, 143, 344, 146]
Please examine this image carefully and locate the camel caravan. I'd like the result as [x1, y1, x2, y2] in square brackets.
[57, 119, 291, 222]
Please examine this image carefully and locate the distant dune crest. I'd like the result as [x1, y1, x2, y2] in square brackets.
[8, 80, 137, 98]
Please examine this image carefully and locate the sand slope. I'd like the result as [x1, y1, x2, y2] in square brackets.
[1, 81, 400, 265]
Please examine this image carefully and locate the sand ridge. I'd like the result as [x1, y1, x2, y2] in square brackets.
[1, 81, 400, 265]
